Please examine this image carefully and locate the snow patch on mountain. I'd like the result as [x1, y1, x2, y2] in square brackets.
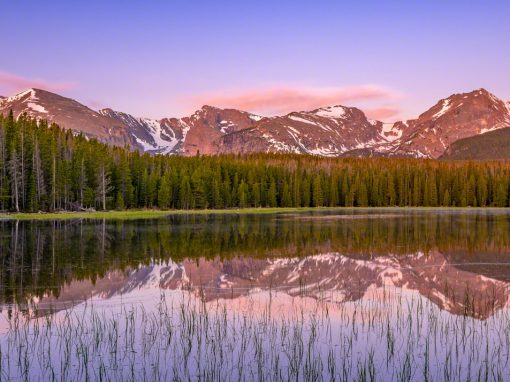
[178, 120, 191, 142]
[141, 118, 179, 154]
[308, 146, 340, 156]
[262, 133, 300, 153]
[3, 88, 35, 104]
[315, 105, 346, 119]
[380, 123, 403, 142]
[219, 120, 237, 134]
[27, 102, 47, 114]
[480, 125, 505, 135]
[288, 115, 317, 125]
[432, 99, 451, 120]
[4, 89, 50, 116]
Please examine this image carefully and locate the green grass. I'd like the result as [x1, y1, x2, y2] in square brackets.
[0, 207, 336, 221]
[0, 206, 508, 221]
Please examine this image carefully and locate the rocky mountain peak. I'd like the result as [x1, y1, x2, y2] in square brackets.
[393, 88, 510, 158]
[1, 87, 509, 159]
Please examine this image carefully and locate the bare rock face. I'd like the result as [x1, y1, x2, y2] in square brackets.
[177, 105, 261, 155]
[214, 106, 401, 156]
[99, 105, 262, 155]
[1, 87, 509, 158]
[98, 108, 187, 154]
[392, 89, 510, 158]
[0, 89, 135, 147]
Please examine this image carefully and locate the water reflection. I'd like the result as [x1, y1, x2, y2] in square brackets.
[1, 208, 510, 319]
[2, 209, 510, 380]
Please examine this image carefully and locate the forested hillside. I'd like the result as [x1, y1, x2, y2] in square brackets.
[1, 111, 510, 212]
[441, 126, 510, 160]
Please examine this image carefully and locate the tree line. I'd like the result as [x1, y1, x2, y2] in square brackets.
[1, 111, 510, 212]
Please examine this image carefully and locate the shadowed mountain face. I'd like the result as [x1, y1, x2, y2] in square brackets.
[1, 88, 509, 158]
[440, 126, 510, 160]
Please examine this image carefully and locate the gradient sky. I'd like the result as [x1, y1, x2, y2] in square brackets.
[1, 0, 509, 121]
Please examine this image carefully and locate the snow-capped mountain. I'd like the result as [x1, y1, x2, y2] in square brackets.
[28, 252, 510, 319]
[390, 89, 510, 158]
[214, 105, 402, 156]
[0, 88, 136, 147]
[1, 88, 509, 159]
[98, 108, 185, 155]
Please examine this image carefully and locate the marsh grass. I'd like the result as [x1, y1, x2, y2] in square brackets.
[0, 207, 338, 221]
[1, 206, 508, 221]
[1, 286, 509, 381]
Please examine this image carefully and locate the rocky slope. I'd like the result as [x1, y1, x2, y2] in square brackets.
[0, 89, 135, 146]
[391, 89, 510, 158]
[1, 87, 509, 158]
[214, 105, 401, 155]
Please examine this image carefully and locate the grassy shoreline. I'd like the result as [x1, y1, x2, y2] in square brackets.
[0, 207, 335, 220]
[0, 206, 509, 220]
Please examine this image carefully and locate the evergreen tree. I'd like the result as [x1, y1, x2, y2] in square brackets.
[158, 175, 171, 208]
[312, 176, 323, 207]
[0, 112, 509, 212]
[267, 180, 277, 207]
[281, 181, 292, 207]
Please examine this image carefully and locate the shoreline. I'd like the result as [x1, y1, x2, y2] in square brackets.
[0, 206, 509, 221]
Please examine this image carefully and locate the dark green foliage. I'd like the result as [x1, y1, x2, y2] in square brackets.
[0, 112, 510, 212]
[440, 126, 510, 160]
[2, 211, 510, 307]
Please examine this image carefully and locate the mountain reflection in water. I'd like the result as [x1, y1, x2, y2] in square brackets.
[2, 209, 510, 381]
[1, 208, 509, 320]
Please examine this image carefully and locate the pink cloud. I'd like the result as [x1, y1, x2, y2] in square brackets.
[85, 99, 107, 110]
[363, 106, 401, 120]
[0, 70, 76, 95]
[185, 85, 400, 116]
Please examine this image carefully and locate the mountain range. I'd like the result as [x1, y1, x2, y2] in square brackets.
[29, 251, 510, 320]
[1, 87, 509, 159]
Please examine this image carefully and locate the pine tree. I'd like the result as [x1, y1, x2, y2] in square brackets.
[211, 178, 223, 208]
[281, 181, 292, 207]
[494, 182, 508, 207]
[238, 180, 248, 208]
[312, 176, 323, 207]
[1, 112, 510, 213]
[442, 189, 451, 206]
[412, 175, 421, 206]
[267, 180, 277, 207]
[33, 137, 46, 208]
[158, 175, 171, 208]
[329, 176, 339, 207]
[179, 175, 192, 209]
[115, 191, 125, 210]
[302, 177, 311, 207]
[191, 169, 206, 208]
[96, 163, 112, 210]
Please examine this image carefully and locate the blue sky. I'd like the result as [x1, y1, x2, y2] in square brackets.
[1, 0, 509, 120]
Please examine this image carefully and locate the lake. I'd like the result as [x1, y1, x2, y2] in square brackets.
[1, 208, 510, 381]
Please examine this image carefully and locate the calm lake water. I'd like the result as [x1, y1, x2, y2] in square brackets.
[1, 208, 510, 381]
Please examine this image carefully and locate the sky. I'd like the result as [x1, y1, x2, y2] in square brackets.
[1, 0, 509, 121]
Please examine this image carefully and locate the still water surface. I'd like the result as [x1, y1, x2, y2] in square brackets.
[1, 208, 510, 381]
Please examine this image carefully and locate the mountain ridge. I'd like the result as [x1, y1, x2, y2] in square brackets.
[1, 87, 509, 159]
